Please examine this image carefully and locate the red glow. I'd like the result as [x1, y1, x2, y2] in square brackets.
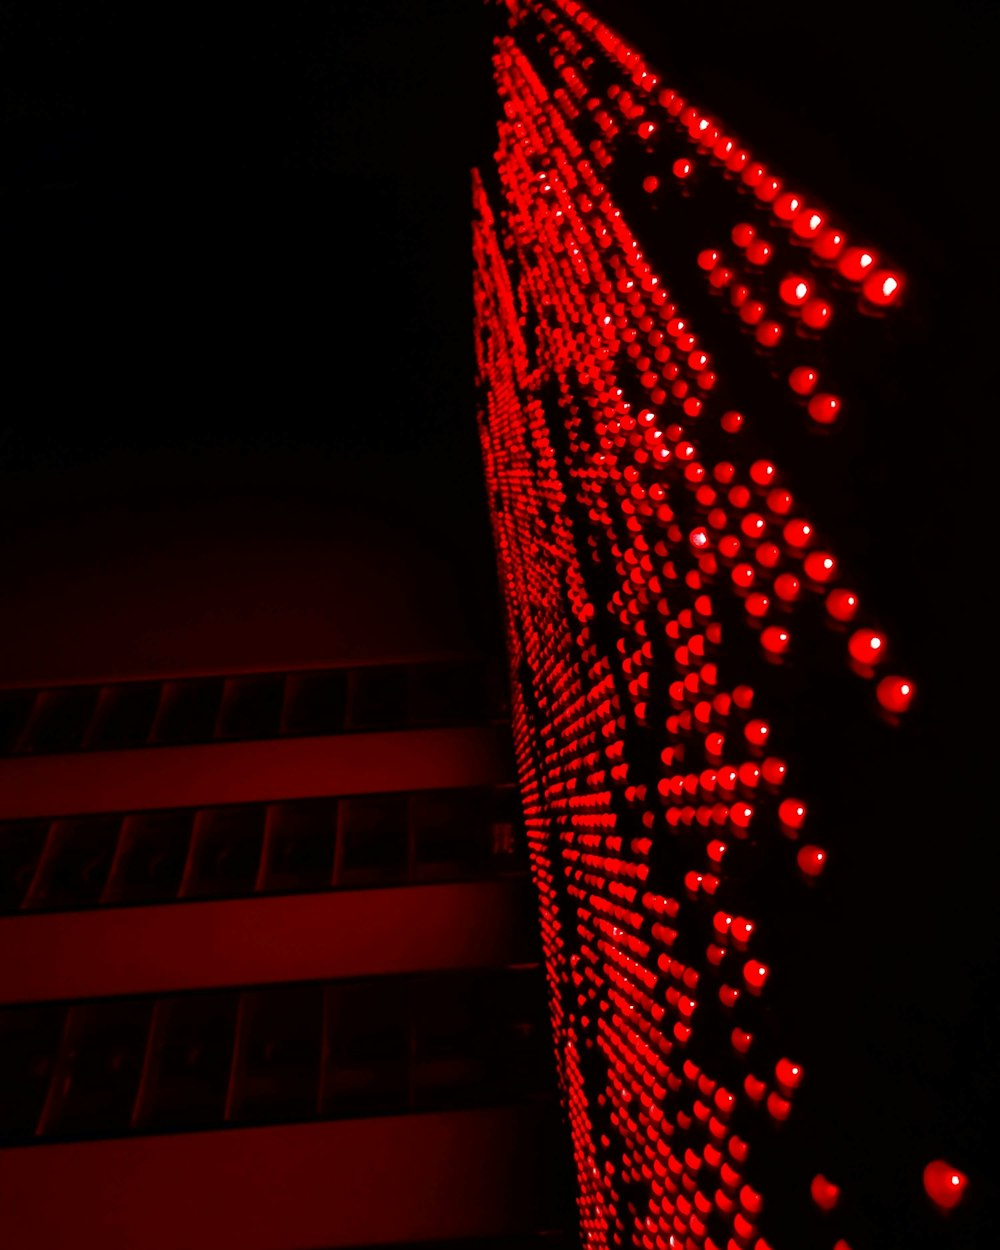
[811, 1174, 841, 1210]
[923, 1160, 968, 1210]
[876, 675, 916, 713]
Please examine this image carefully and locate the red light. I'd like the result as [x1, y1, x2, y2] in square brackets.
[789, 366, 819, 395]
[797, 845, 827, 877]
[746, 238, 773, 266]
[744, 719, 770, 748]
[749, 460, 776, 486]
[782, 519, 813, 548]
[642, 174, 659, 193]
[807, 393, 842, 424]
[731, 222, 755, 247]
[772, 191, 802, 221]
[755, 321, 783, 348]
[779, 275, 811, 306]
[923, 1160, 968, 1211]
[743, 961, 770, 990]
[775, 1057, 804, 1089]
[848, 628, 886, 666]
[721, 410, 744, 433]
[778, 799, 806, 830]
[876, 675, 916, 713]
[801, 298, 833, 329]
[810, 1175, 840, 1210]
[698, 248, 721, 271]
[812, 229, 845, 263]
[792, 207, 824, 239]
[862, 268, 903, 307]
[673, 158, 693, 179]
[803, 551, 836, 582]
[838, 245, 878, 282]
[761, 626, 790, 656]
[826, 588, 860, 622]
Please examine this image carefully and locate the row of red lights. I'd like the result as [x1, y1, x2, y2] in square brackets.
[476, 2, 964, 1246]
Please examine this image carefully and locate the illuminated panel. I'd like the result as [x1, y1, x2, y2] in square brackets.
[473, 2, 971, 1248]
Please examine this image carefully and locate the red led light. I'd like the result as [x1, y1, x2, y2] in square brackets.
[811, 1175, 841, 1210]
[862, 268, 903, 307]
[779, 275, 811, 306]
[848, 628, 887, 666]
[826, 589, 859, 622]
[673, 157, 693, 179]
[755, 320, 783, 348]
[797, 845, 827, 877]
[837, 245, 878, 282]
[743, 961, 770, 990]
[807, 393, 842, 424]
[642, 174, 660, 193]
[788, 366, 819, 395]
[801, 298, 833, 329]
[761, 626, 790, 656]
[923, 1160, 968, 1210]
[745, 238, 773, 266]
[876, 675, 916, 713]
[782, 519, 813, 548]
[731, 222, 755, 247]
[803, 551, 836, 582]
[778, 799, 806, 830]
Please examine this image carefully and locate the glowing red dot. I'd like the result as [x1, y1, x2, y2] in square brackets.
[877, 675, 916, 713]
[813, 228, 845, 260]
[744, 718, 769, 747]
[778, 798, 806, 830]
[761, 626, 790, 655]
[779, 275, 811, 306]
[782, 518, 813, 548]
[746, 592, 770, 618]
[792, 208, 825, 239]
[923, 1160, 968, 1211]
[739, 300, 766, 326]
[811, 1175, 841, 1211]
[826, 588, 859, 622]
[743, 960, 770, 989]
[732, 1029, 753, 1053]
[762, 757, 787, 786]
[747, 460, 774, 486]
[797, 845, 827, 877]
[673, 158, 693, 179]
[638, 120, 657, 140]
[838, 245, 878, 282]
[721, 410, 744, 434]
[755, 320, 783, 348]
[642, 174, 660, 193]
[808, 393, 842, 424]
[756, 542, 781, 567]
[848, 627, 887, 665]
[801, 298, 833, 330]
[789, 366, 819, 395]
[746, 238, 773, 265]
[862, 268, 903, 307]
[775, 1057, 804, 1089]
[803, 551, 837, 582]
[689, 526, 710, 549]
[766, 489, 793, 516]
[731, 222, 755, 247]
[772, 191, 802, 221]
[773, 573, 800, 601]
[697, 248, 720, 271]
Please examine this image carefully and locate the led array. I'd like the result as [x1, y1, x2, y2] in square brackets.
[474, 2, 958, 1246]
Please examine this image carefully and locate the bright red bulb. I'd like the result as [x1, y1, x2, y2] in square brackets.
[808, 393, 842, 424]
[721, 410, 744, 433]
[746, 238, 773, 266]
[848, 627, 887, 665]
[642, 174, 659, 193]
[744, 719, 770, 747]
[673, 157, 693, 179]
[775, 1057, 804, 1089]
[755, 320, 783, 348]
[782, 518, 813, 548]
[761, 626, 790, 655]
[801, 298, 833, 329]
[813, 228, 845, 260]
[838, 245, 878, 282]
[779, 274, 811, 306]
[744, 960, 770, 989]
[731, 221, 755, 247]
[877, 675, 916, 713]
[778, 798, 806, 830]
[923, 1160, 967, 1210]
[826, 588, 859, 622]
[803, 551, 837, 582]
[697, 247, 721, 271]
[797, 845, 827, 877]
[862, 268, 903, 307]
[789, 366, 819, 395]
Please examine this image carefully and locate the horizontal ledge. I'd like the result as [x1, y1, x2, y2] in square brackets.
[0, 1106, 564, 1250]
[0, 878, 531, 1004]
[0, 725, 512, 820]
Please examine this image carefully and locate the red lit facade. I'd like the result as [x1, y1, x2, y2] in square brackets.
[473, 2, 987, 1248]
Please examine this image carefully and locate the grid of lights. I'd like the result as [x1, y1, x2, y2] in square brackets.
[473, 1, 966, 1246]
